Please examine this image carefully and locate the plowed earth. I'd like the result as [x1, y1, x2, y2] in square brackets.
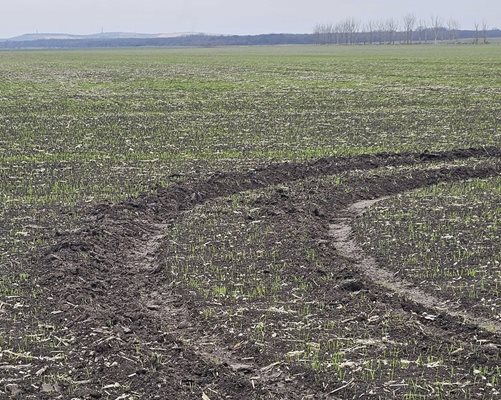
[2, 148, 501, 399]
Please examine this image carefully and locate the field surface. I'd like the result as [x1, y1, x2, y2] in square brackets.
[0, 45, 500, 399]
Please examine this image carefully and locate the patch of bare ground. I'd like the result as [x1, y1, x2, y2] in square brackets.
[1, 148, 500, 399]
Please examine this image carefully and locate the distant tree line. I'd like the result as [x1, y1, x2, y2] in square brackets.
[0, 34, 316, 49]
[0, 29, 500, 49]
[314, 15, 496, 45]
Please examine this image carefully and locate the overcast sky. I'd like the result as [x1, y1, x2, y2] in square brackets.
[1, 0, 500, 38]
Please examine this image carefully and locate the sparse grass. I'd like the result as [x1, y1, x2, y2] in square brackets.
[1, 45, 500, 270]
[157, 160, 500, 398]
[1, 46, 500, 211]
[0, 45, 500, 398]
[355, 176, 501, 320]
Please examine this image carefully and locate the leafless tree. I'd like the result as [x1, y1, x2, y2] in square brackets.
[334, 18, 359, 45]
[482, 20, 489, 44]
[446, 19, 454, 41]
[313, 23, 322, 44]
[375, 20, 385, 44]
[416, 19, 428, 43]
[348, 18, 360, 45]
[338, 20, 348, 44]
[313, 23, 335, 45]
[366, 21, 376, 45]
[328, 23, 336, 44]
[334, 22, 342, 44]
[385, 18, 398, 44]
[403, 14, 416, 44]
[313, 14, 480, 47]
[447, 19, 460, 42]
[430, 15, 443, 44]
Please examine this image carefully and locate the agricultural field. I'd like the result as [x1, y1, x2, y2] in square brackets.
[354, 176, 501, 322]
[0, 45, 500, 399]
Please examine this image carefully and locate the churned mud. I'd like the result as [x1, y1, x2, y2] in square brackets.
[1, 147, 500, 399]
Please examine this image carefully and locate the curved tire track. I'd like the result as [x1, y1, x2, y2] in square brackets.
[35, 148, 501, 399]
[330, 197, 501, 334]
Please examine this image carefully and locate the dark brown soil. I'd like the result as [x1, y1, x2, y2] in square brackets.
[1, 148, 501, 399]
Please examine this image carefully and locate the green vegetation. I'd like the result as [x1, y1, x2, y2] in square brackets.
[0, 45, 500, 399]
[159, 160, 500, 398]
[1, 46, 500, 207]
[354, 176, 501, 321]
[2, 45, 499, 266]
[1, 45, 497, 270]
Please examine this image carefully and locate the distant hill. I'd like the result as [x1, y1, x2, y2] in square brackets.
[0, 33, 315, 49]
[5, 32, 206, 42]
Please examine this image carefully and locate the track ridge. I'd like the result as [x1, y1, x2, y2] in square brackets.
[43, 147, 501, 289]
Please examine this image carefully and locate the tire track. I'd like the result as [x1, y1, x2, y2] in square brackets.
[330, 197, 501, 335]
[127, 160, 501, 398]
[34, 148, 501, 399]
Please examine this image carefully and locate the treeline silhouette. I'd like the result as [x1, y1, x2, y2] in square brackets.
[0, 34, 314, 48]
[0, 30, 500, 49]
[314, 15, 497, 45]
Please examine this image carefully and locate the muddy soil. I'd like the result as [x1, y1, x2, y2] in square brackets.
[1, 148, 500, 399]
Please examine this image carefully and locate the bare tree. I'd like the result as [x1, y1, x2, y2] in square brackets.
[447, 19, 460, 42]
[417, 19, 428, 43]
[334, 22, 342, 44]
[313, 23, 322, 44]
[385, 18, 398, 44]
[366, 20, 375, 45]
[334, 18, 359, 45]
[347, 18, 360, 45]
[482, 20, 489, 44]
[314, 14, 490, 47]
[430, 15, 443, 44]
[313, 23, 335, 45]
[446, 19, 454, 41]
[313, 23, 321, 44]
[376, 20, 385, 44]
[328, 23, 335, 44]
[338, 20, 349, 44]
[403, 14, 416, 44]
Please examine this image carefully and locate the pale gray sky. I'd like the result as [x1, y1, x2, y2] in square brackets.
[1, 0, 500, 38]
